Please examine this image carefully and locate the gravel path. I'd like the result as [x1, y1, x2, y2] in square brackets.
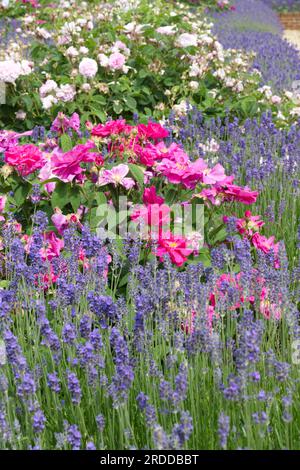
[284, 30, 300, 51]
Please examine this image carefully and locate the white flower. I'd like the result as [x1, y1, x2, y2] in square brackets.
[66, 46, 79, 58]
[156, 25, 177, 36]
[77, 18, 87, 27]
[0, 339, 6, 366]
[41, 95, 58, 110]
[290, 107, 300, 116]
[214, 68, 226, 80]
[81, 83, 91, 92]
[15, 110, 26, 120]
[23, 16, 35, 25]
[1, 0, 9, 8]
[98, 53, 109, 67]
[189, 81, 199, 91]
[189, 63, 201, 78]
[123, 22, 145, 35]
[56, 84, 76, 102]
[0, 60, 21, 83]
[175, 33, 198, 48]
[173, 100, 191, 116]
[234, 81, 244, 93]
[79, 46, 89, 55]
[20, 60, 33, 75]
[271, 95, 281, 105]
[39, 79, 58, 98]
[277, 111, 286, 120]
[78, 58, 98, 78]
[36, 27, 52, 40]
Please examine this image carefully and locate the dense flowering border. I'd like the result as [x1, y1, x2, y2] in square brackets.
[0, 116, 284, 322]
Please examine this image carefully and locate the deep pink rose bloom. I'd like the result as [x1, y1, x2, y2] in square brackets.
[143, 186, 164, 205]
[137, 122, 169, 140]
[251, 232, 278, 254]
[40, 231, 64, 261]
[4, 144, 45, 176]
[91, 119, 132, 137]
[157, 156, 207, 190]
[155, 232, 193, 266]
[135, 143, 162, 167]
[51, 141, 95, 182]
[222, 184, 258, 205]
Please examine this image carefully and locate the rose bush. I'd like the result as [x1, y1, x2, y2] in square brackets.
[0, 0, 299, 132]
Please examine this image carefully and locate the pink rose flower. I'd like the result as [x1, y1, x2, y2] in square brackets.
[97, 164, 135, 190]
[51, 207, 83, 235]
[155, 232, 193, 266]
[251, 232, 279, 254]
[108, 52, 126, 70]
[221, 184, 259, 205]
[91, 119, 132, 137]
[4, 144, 45, 176]
[51, 141, 95, 182]
[137, 122, 169, 140]
[142, 186, 164, 205]
[40, 231, 64, 261]
[79, 58, 98, 78]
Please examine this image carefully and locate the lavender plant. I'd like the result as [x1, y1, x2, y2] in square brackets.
[0, 214, 299, 450]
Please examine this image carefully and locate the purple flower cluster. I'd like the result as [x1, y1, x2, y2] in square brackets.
[108, 327, 134, 408]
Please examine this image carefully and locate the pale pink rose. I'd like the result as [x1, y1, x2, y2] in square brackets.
[156, 25, 177, 35]
[271, 95, 281, 105]
[51, 208, 69, 234]
[79, 58, 98, 78]
[97, 164, 135, 189]
[108, 52, 126, 70]
[56, 84, 76, 102]
[98, 53, 109, 67]
[39, 80, 58, 98]
[41, 95, 58, 110]
[176, 33, 198, 48]
[39, 160, 56, 193]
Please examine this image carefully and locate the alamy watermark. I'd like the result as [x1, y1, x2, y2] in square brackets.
[0, 81, 6, 105]
[0, 339, 6, 366]
[291, 340, 300, 365]
[94, 197, 204, 247]
[291, 80, 300, 105]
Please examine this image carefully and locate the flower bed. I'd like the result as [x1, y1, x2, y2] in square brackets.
[0, 0, 299, 452]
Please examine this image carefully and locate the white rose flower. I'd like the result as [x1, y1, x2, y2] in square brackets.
[41, 95, 58, 110]
[156, 25, 177, 36]
[79, 58, 98, 78]
[39, 79, 58, 98]
[176, 33, 198, 48]
[66, 47, 79, 58]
